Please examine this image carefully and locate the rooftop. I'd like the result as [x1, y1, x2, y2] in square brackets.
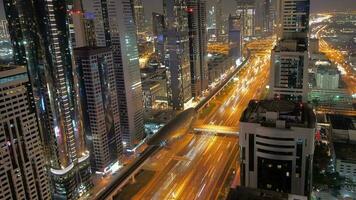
[274, 39, 308, 52]
[240, 99, 316, 129]
[334, 142, 356, 162]
[328, 114, 356, 130]
[0, 65, 28, 85]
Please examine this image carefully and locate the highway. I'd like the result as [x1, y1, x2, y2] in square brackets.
[316, 25, 356, 95]
[130, 38, 275, 200]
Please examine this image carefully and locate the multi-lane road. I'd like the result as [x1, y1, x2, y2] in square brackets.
[125, 38, 275, 200]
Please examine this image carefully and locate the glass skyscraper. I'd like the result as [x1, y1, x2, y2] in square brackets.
[92, 0, 145, 149]
[164, 0, 192, 110]
[4, 0, 92, 199]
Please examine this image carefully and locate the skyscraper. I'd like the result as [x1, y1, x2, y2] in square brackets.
[240, 100, 315, 196]
[152, 12, 166, 64]
[164, 0, 192, 110]
[215, 0, 223, 40]
[0, 65, 50, 200]
[228, 14, 242, 59]
[269, 0, 310, 102]
[68, 0, 87, 48]
[74, 47, 123, 172]
[132, 0, 146, 35]
[187, 0, 209, 98]
[255, 0, 271, 35]
[4, 0, 92, 198]
[236, 0, 256, 37]
[281, 0, 310, 39]
[93, 0, 145, 148]
[269, 41, 309, 102]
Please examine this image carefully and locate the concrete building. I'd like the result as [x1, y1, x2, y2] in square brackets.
[93, 0, 145, 149]
[309, 38, 319, 54]
[269, 40, 309, 102]
[142, 81, 166, 109]
[280, 0, 310, 40]
[315, 67, 340, 90]
[270, 0, 310, 103]
[187, 0, 209, 98]
[74, 47, 123, 172]
[164, 0, 192, 110]
[329, 115, 356, 182]
[240, 100, 315, 196]
[207, 53, 232, 84]
[4, 0, 92, 198]
[0, 65, 50, 199]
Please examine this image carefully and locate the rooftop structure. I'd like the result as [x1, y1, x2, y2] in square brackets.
[240, 99, 315, 129]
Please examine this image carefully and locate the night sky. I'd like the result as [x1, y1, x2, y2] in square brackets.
[0, 0, 355, 20]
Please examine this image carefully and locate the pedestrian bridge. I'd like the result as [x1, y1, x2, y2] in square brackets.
[193, 124, 239, 136]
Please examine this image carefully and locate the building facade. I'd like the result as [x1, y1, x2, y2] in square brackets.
[270, 0, 310, 103]
[240, 100, 315, 197]
[164, 0, 192, 110]
[0, 66, 50, 200]
[228, 14, 242, 59]
[152, 12, 166, 65]
[93, 0, 145, 149]
[236, 0, 256, 37]
[132, 0, 145, 35]
[4, 0, 92, 198]
[269, 40, 309, 102]
[187, 0, 209, 98]
[74, 47, 123, 172]
[281, 0, 310, 39]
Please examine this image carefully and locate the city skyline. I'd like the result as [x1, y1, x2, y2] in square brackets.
[0, 0, 355, 199]
[1, 0, 356, 20]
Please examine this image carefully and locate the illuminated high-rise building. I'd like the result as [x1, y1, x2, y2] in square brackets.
[255, 0, 271, 35]
[269, 0, 310, 102]
[187, 0, 209, 98]
[215, 0, 223, 40]
[0, 65, 50, 200]
[132, 0, 146, 35]
[281, 0, 310, 39]
[152, 12, 166, 64]
[74, 47, 123, 172]
[228, 14, 242, 59]
[68, 0, 87, 48]
[93, 0, 145, 149]
[4, 0, 92, 199]
[164, 0, 192, 110]
[236, 0, 256, 37]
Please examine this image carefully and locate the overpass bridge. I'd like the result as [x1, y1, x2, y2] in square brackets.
[193, 124, 239, 136]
